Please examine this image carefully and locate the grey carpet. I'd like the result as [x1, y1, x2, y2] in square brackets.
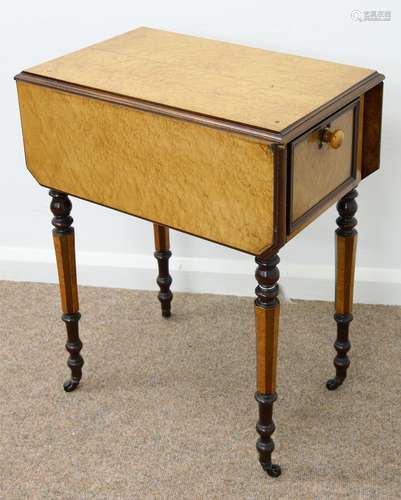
[0, 281, 400, 499]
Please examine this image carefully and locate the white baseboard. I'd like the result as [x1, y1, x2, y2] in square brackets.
[1, 246, 400, 305]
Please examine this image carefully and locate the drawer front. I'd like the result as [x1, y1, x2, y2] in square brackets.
[288, 100, 360, 234]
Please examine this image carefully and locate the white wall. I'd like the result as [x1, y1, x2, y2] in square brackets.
[1, 1, 400, 304]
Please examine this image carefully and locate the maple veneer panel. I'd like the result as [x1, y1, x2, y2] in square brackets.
[292, 106, 355, 221]
[26, 27, 375, 132]
[17, 82, 275, 254]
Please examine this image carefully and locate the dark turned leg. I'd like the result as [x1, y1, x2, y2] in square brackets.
[153, 223, 173, 318]
[50, 190, 84, 392]
[255, 254, 281, 477]
[327, 188, 358, 391]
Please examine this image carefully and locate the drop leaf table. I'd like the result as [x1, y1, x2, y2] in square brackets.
[15, 27, 384, 477]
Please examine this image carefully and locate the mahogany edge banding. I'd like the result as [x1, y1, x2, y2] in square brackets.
[15, 72, 279, 143]
[259, 144, 287, 259]
[14, 71, 384, 144]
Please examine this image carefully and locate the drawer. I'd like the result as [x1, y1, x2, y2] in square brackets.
[287, 100, 360, 234]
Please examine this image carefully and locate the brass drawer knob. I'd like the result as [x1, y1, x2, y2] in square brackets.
[321, 127, 344, 149]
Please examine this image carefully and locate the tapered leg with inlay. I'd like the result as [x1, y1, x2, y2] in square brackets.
[50, 190, 84, 392]
[254, 254, 281, 477]
[153, 223, 173, 318]
[327, 188, 358, 390]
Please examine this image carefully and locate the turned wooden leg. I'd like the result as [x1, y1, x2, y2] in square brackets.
[153, 223, 173, 318]
[50, 190, 84, 392]
[327, 188, 358, 391]
[254, 254, 281, 477]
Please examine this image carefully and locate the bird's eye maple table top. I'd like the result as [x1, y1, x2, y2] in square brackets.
[23, 27, 377, 136]
[15, 27, 384, 478]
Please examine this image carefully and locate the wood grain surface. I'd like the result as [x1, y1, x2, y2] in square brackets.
[255, 305, 280, 394]
[153, 224, 170, 253]
[52, 231, 79, 314]
[26, 27, 375, 132]
[361, 82, 383, 178]
[292, 106, 355, 221]
[335, 235, 358, 315]
[17, 81, 275, 255]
